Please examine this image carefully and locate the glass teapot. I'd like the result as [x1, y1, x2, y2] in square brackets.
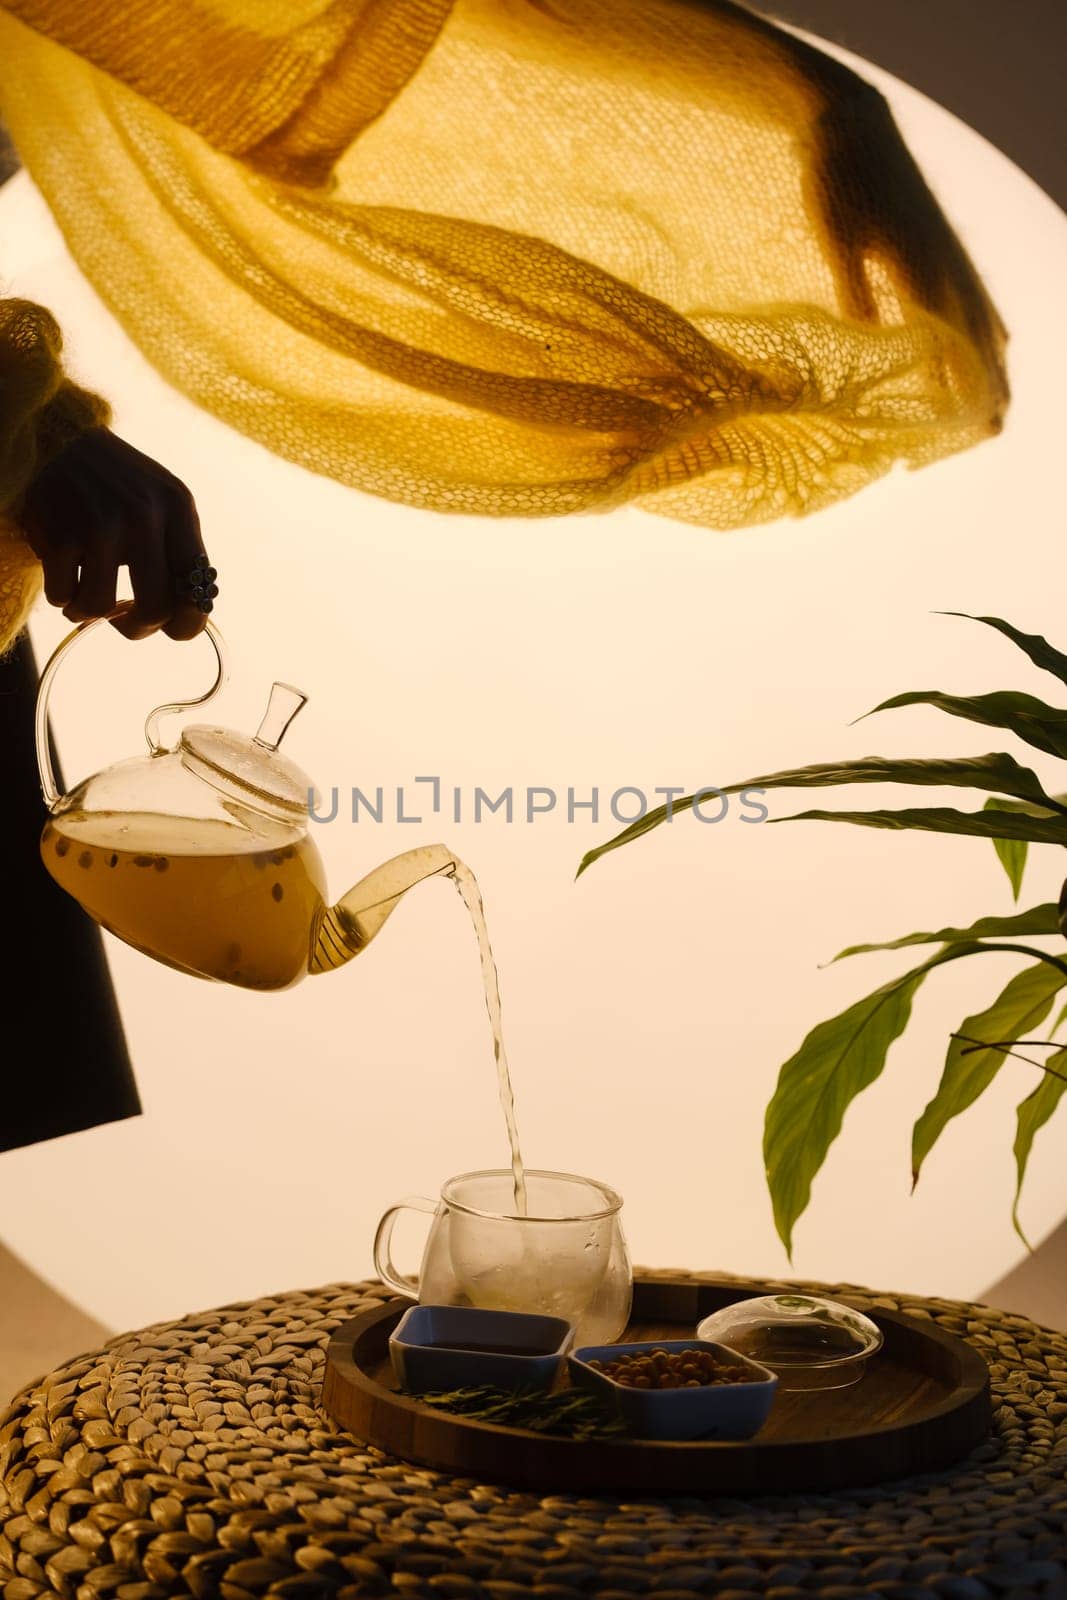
[35, 618, 456, 990]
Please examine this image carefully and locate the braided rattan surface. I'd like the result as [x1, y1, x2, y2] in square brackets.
[1, 1270, 1065, 1600]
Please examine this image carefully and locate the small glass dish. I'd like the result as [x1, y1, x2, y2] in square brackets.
[695, 1295, 884, 1391]
[389, 1304, 572, 1392]
[568, 1339, 777, 1439]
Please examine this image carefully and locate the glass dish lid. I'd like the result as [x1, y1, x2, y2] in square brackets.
[695, 1294, 884, 1390]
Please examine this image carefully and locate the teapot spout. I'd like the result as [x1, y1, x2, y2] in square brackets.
[309, 844, 457, 974]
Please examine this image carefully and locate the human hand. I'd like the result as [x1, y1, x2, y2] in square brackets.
[17, 427, 217, 641]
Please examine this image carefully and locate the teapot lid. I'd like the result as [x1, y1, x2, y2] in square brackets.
[180, 683, 313, 822]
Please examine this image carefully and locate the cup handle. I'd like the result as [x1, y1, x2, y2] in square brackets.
[373, 1196, 438, 1298]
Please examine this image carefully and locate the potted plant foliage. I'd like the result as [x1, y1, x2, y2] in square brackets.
[578, 615, 1067, 1257]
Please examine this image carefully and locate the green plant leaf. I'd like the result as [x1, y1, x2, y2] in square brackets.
[833, 904, 1060, 960]
[983, 797, 1034, 899]
[764, 941, 1000, 1258]
[991, 838, 1026, 898]
[575, 753, 1066, 877]
[867, 690, 1067, 760]
[911, 961, 1067, 1187]
[777, 806, 1067, 846]
[1012, 1049, 1067, 1247]
[941, 613, 1067, 690]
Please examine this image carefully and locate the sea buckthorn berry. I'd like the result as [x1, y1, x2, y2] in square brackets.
[596, 1347, 755, 1388]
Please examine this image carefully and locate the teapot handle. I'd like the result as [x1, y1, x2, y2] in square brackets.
[35, 609, 227, 810]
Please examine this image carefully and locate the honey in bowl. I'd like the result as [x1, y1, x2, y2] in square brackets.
[43, 810, 327, 990]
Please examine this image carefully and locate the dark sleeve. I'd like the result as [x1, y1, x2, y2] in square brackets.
[0, 630, 139, 1152]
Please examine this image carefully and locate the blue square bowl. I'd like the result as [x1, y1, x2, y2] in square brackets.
[568, 1339, 778, 1440]
[389, 1304, 573, 1392]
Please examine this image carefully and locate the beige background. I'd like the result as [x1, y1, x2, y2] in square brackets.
[758, 0, 1067, 212]
[2, 17, 1067, 1396]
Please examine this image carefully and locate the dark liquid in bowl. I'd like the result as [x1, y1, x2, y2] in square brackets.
[420, 1340, 555, 1357]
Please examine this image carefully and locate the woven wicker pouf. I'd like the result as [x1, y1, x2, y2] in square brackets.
[2, 1270, 1066, 1600]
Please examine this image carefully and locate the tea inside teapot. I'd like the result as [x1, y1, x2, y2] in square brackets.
[43, 807, 326, 990]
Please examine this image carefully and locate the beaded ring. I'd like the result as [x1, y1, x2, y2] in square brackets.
[182, 551, 219, 614]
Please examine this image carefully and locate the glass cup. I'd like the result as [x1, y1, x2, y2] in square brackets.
[373, 1168, 632, 1346]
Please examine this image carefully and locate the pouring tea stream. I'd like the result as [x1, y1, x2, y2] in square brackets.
[35, 617, 528, 1211]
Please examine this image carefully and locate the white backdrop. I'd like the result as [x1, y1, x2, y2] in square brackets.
[3, 37, 1067, 1333]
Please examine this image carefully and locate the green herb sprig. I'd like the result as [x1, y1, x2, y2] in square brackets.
[409, 1384, 628, 1439]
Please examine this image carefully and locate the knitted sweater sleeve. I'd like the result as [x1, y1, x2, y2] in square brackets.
[0, 297, 111, 655]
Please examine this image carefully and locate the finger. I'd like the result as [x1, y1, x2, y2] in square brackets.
[162, 480, 214, 641]
[162, 602, 209, 642]
[39, 546, 80, 609]
[164, 549, 213, 641]
[19, 470, 86, 569]
[110, 543, 176, 640]
[64, 544, 121, 622]
[162, 477, 207, 575]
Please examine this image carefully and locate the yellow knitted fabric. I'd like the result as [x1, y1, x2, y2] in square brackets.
[0, 300, 111, 653]
[0, 0, 1006, 626]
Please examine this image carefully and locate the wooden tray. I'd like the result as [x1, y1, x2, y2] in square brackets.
[321, 1277, 991, 1495]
